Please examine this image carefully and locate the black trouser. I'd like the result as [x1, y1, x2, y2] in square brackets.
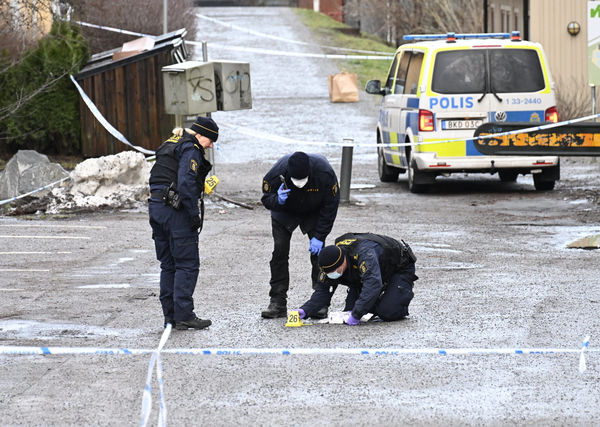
[269, 218, 321, 304]
[344, 263, 416, 321]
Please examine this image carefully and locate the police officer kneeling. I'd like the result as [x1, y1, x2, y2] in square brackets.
[297, 233, 418, 325]
[148, 116, 217, 330]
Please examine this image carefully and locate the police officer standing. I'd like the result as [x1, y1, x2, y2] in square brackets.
[296, 233, 418, 324]
[261, 151, 340, 318]
[148, 117, 218, 330]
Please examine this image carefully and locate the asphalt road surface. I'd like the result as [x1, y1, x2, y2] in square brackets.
[1, 6, 600, 426]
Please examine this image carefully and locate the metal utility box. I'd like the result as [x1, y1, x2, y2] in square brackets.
[212, 60, 252, 111]
[162, 61, 217, 115]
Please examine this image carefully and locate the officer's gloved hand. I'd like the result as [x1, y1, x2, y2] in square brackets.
[344, 313, 360, 326]
[277, 183, 291, 205]
[190, 215, 202, 231]
[297, 308, 306, 319]
[309, 237, 323, 254]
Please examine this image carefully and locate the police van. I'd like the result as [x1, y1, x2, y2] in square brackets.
[366, 32, 560, 193]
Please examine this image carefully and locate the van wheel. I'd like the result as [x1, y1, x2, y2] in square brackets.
[533, 175, 555, 191]
[378, 147, 400, 182]
[408, 155, 429, 193]
[498, 170, 518, 182]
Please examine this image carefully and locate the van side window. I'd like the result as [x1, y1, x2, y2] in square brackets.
[394, 51, 411, 94]
[385, 54, 400, 92]
[404, 52, 423, 94]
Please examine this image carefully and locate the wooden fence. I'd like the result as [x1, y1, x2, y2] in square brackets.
[75, 29, 188, 157]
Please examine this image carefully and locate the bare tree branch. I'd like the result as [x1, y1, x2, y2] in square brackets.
[0, 71, 69, 122]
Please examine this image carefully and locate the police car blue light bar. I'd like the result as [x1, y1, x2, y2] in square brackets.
[403, 31, 520, 42]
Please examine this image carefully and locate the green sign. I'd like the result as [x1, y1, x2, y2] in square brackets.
[589, 1, 600, 85]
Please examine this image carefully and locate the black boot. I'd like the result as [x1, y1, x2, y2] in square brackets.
[175, 316, 212, 330]
[261, 301, 287, 319]
[164, 317, 176, 328]
[310, 306, 328, 320]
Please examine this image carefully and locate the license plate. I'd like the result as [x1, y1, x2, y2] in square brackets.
[442, 119, 483, 130]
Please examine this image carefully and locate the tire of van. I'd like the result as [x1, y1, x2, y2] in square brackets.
[498, 170, 518, 182]
[378, 147, 401, 182]
[533, 174, 556, 191]
[408, 156, 430, 194]
[533, 162, 559, 191]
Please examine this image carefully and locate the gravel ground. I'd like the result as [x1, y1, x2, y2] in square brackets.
[1, 7, 600, 426]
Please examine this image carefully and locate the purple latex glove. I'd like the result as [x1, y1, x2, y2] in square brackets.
[297, 308, 306, 319]
[309, 237, 323, 255]
[277, 183, 291, 205]
[345, 313, 360, 325]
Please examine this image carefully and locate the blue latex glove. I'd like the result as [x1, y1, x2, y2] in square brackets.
[309, 237, 323, 255]
[297, 308, 306, 319]
[345, 313, 360, 326]
[277, 183, 291, 205]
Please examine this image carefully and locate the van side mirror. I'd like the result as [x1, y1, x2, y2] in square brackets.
[365, 80, 384, 95]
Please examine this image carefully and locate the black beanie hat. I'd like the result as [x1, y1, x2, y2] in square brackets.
[191, 117, 219, 142]
[287, 151, 310, 179]
[318, 245, 344, 273]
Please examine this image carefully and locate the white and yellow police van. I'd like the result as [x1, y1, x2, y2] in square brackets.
[366, 32, 560, 193]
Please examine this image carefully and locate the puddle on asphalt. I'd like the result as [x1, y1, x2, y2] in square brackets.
[77, 284, 131, 289]
[420, 262, 483, 270]
[0, 319, 141, 339]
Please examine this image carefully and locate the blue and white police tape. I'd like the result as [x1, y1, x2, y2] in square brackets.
[580, 335, 590, 374]
[75, 21, 392, 61]
[186, 40, 393, 60]
[222, 111, 600, 150]
[0, 176, 71, 207]
[139, 323, 171, 427]
[70, 75, 156, 156]
[1, 342, 596, 372]
[76, 21, 154, 38]
[194, 13, 393, 56]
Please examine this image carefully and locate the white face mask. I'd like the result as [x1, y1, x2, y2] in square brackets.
[291, 176, 308, 188]
[326, 271, 342, 280]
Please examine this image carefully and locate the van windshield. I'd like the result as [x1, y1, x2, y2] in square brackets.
[432, 48, 545, 94]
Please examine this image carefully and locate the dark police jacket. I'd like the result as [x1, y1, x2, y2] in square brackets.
[149, 131, 211, 218]
[261, 153, 340, 241]
[300, 233, 417, 320]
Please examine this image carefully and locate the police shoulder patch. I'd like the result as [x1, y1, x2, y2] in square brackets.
[263, 180, 271, 193]
[318, 271, 327, 282]
[359, 261, 368, 274]
[166, 135, 181, 144]
[190, 159, 198, 174]
[332, 182, 338, 196]
[337, 238, 356, 246]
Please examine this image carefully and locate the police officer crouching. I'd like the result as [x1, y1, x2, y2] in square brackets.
[296, 233, 418, 324]
[148, 116, 217, 330]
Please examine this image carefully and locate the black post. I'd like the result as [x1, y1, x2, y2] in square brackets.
[339, 139, 354, 203]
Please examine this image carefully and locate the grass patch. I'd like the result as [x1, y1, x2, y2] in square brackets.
[294, 9, 396, 88]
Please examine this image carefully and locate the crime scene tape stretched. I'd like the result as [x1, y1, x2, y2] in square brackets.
[473, 121, 600, 156]
[139, 323, 171, 427]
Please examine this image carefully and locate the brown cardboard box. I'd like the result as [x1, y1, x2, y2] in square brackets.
[112, 36, 155, 61]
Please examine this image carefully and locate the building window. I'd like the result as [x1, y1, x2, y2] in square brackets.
[490, 6, 495, 32]
[514, 9, 519, 33]
[501, 8, 511, 32]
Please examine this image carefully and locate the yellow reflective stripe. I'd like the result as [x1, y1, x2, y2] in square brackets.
[194, 123, 219, 136]
[420, 138, 467, 156]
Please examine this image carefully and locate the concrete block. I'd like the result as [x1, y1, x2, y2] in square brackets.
[0, 150, 69, 200]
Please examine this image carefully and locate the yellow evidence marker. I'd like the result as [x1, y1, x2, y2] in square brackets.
[285, 310, 311, 327]
[204, 175, 219, 195]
